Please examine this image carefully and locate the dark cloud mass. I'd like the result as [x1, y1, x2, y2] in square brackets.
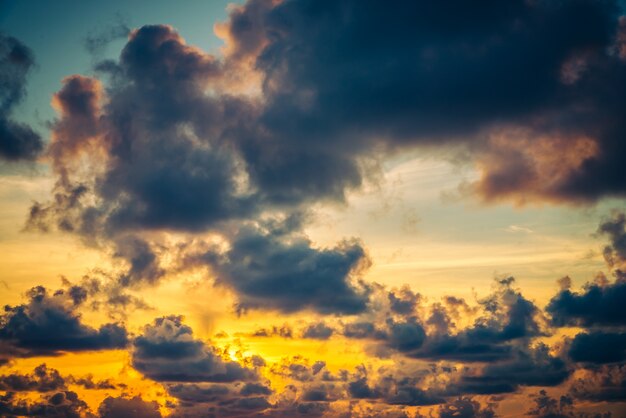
[98, 396, 162, 418]
[0, 364, 65, 393]
[547, 277, 626, 327]
[5, 0, 626, 416]
[224, 0, 626, 203]
[132, 316, 258, 383]
[188, 222, 371, 314]
[0, 286, 128, 357]
[25, 0, 626, 318]
[569, 332, 626, 364]
[0, 33, 43, 161]
[0, 390, 93, 418]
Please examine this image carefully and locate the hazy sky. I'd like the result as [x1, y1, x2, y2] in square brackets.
[1, 1, 626, 417]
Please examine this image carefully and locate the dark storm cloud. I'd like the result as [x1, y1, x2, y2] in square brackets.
[30, 24, 258, 239]
[0, 390, 92, 418]
[27, 24, 259, 295]
[26, 1, 626, 329]
[546, 277, 626, 327]
[449, 344, 570, 395]
[98, 396, 161, 418]
[34, 0, 626, 252]
[166, 383, 231, 403]
[0, 364, 65, 393]
[0, 33, 43, 161]
[240, 382, 272, 396]
[302, 322, 334, 340]
[386, 385, 444, 407]
[114, 236, 164, 286]
[221, 0, 626, 204]
[132, 316, 258, 383]
[194, 224, 371, 314]
[387, 287, 420, 315]
[384, 317, 427, 352]
[0, 286, 128, 357]
[345, 367, 447, 407]
[165, 381, 274, 417]
[569, 332, 626, 364]
[352, 278, 545, 363]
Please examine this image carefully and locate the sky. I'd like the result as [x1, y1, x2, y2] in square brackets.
[1, 0, 626, 417]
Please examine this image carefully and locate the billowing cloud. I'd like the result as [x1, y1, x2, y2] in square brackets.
[0, 33, 43, 161]
[569, 332, 626, 364]
[0, 286, 128, 359]
[0, 364, 65, 393]
[98, 396, 161, 418]
[547, 277, 626, 327]
[132, 316, 258, 383]
[449, 344, 569, 395]
[0, 390, 93, 418]
[302, 323, 334, 340]
[219, 0, 626, 204]
[5, 1, 626, 416]
[191, 223, 371, 314]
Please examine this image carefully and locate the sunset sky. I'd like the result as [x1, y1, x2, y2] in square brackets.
[1, 1, 626, 417]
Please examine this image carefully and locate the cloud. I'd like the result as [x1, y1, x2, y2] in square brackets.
[240, 382, 272, 396]
[387, 286, 420, 315]
[132, 316, 258, 383]
[598, 211, 626, 269]
[438, 397, 497, 418]
[449, 344, 570, 395]
[219, 0, 625, 204]
[546, 277, 626, 327]
[31, 24, 255, 237]
[353, 278, 545, 363]
[569, 365, 626, 402]
[98, 396, 161, 418]
[0, 364, 65, 393]
[0, 33, 43, 161]
[194, 223, 371, 314]
[302, 323, 334, 340]
[0, 390, 93, 418]
[569, 332, 626, 364]
[0, 286, 128, 358]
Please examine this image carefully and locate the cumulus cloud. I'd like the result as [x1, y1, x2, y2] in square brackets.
[191, 223, 371, 314]
[302, 322, 334, 340]
[219, 0, 626, 204]
[449, 344, 570, 395]
[547, 277, 626, 327]
[7, 1, 626, 415]
[568, 332, 626, 364]
[344, 278, 545, 364]
[0, 390, 93, 418]
[0, 286, 128, 359]
[0, 364, 65, 393]
[98, 396, 161, 418]
[132, 316, 258, 383]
